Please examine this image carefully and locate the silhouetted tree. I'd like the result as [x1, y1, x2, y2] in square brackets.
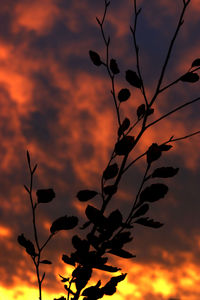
[18, 0, 200, 299]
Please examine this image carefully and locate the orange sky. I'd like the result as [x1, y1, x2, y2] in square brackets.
[0, 0, 200, 299]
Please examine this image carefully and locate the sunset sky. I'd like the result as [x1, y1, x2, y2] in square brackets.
[0, 0, 200, 299]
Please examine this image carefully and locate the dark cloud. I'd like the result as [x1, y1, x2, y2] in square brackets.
[0, 0, 199, 299]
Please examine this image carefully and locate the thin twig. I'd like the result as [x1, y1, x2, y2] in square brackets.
[159, 66, 200, 93]
[150, 0, 191, 105]
[40, 233, 54, 252]
[126, 164, 150, 224]
[123, 129, 200, 175]
[97, 1, 121, 127]
[126, 118, 141, 135]
[170, 130, 200, 142]
[130, 0, 148, 106]
[146, 96, 200, 129]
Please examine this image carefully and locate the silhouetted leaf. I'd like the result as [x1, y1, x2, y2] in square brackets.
[94, 264, 120, 273]
[147, 108, 154, 116]
[54, 297, 66, 300]
[106, 231, 132, 250]
[85, 205, 107, 228]
[140, 184, 168, 203]
[108, 248, 135, 258]
[89, 50, 102, 66]
[126, 70, 142, 88]
[135, 217, 163, 228]
[98, 230, 113, 242]
[50, 215, 78, 233]
[108, 210, 123, 230]
[152, 167, 179, 178]
[76, 190, 98, 202]
[191, 58, 200, 68]
[78, 251, 108, 267]
[102, 273, 127, 295]
[40, 260, 52, 264]
[87, 233, 101, 249]
[62, 254, 75, 266]
[147, 143, 162, 164]
[103, 185, 117, 196]
[17, 234, 36, 257]
[36, 189, 55, 204]
[159, 144, 172, 151]
[132, 204, 149, 218]
[118, 88, 131, 102]
[17, 233, 28, 247]
[59, 274, 69, 283]
[118, 118, 130, 137]
[80, 220, 91, 230]
[110, 59, 120, 74]
[72, 266, 92, 292]
[114, 136, 135, 155]
[103, 163, 119, 180]
[82, 281, 103, 298]
[72, 235, 89, 253]
[180, 72, 199, 83]
[137, 104, 145, 119]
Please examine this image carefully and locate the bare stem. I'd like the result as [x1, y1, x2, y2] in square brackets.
[159, 66, 200, 94]
[151, 0, 191, 103]
[97, 1, 121, 127]
[26, 153, 42, 300]
[130, 0, 148, 106]
[170, 130, 200, 142]
[123, 129, 200, 175]
[146, 96, 200, 129]
[126, 164, 150, 224]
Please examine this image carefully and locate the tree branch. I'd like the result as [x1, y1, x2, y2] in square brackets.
[130, 0, 148, 106]
[159, 66, 200, 93]
[97, 1, 121, 127]
[146, 96, 200, 129]
[123, 129, 200, 175]
[150, 0, 191, 105]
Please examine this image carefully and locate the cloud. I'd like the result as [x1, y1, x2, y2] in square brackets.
[13, 0, 60, 35]
[0, 0, 199, 299]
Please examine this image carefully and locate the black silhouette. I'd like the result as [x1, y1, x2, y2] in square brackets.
[17, 0, 200, 299]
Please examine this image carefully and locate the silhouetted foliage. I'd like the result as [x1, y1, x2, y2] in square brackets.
[191, 58, 200, 67]
[139, 184, 168, 204]
[126, 70, 142, 88]
[18, 0, 200, 299]
[118, 118, 130, 137]
[110, 58, 120, 74]
[136, 104, 146, 119]
[151, 167, 179, 178]
[50, 215, 78, 233]
[103, 163, 119, 179]
[89, 50, 102, 66]
[76, 190, 98, 202]
[17, 233, 36, 257]
[180, 72, 199, 83]
[114, 135, 135, 155]
[37, 189, 55, 204]
[118, 88, 131, 102]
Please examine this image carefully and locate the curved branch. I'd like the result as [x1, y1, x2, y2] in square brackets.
[123, 130, 200, 174]
[146, 96, 200, 129]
